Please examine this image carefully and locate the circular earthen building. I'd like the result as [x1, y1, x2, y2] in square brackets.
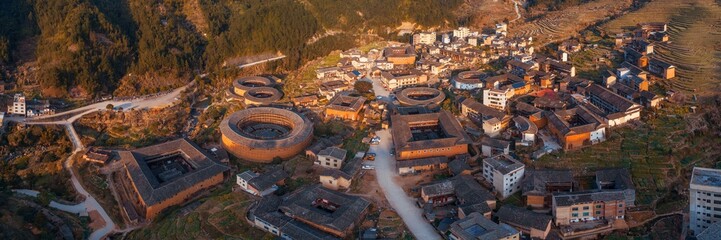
[232, 76, 274, 95]
[243, 87, 283, 106]
[396, 87, 446, 106]
[220, 107, 313, 163]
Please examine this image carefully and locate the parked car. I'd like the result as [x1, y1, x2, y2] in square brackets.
[362, 164, 375, 170]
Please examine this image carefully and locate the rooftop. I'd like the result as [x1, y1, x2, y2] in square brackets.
[318, 147, 347, 161]
[553, 190, 625, 207]
[547, 106, 606, 136]
[496, 205, 552, 231]
[118, 138, 229, 206]
[596, 168, 634, 191]
[483, 154, 524, 175]
[691, 167, 721, 188]
[521, 169, 574, 196]
[279, 184, 370, 234]
[449, 212, 519, 240]
[391, 110, 471, 152]
[461, 98, 507, 121]
[327, 94, 366, 112]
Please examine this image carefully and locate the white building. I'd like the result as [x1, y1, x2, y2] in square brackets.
[453, 27, 471, 39]
[8, 93, 26, 116]
[496, 23, 508, 35]
[483, 88, 514, 110]
[482, 154, 525, 199]
[315, 147, 347, 169]
[690, 167, 721, 235]
[236, 169, 287, 196]
[412, 32, 437, 45]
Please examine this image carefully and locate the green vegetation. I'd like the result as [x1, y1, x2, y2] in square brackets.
[0, 124, 76, 202]
[126, 183, 269, 240]
[0, 0, 463, 98]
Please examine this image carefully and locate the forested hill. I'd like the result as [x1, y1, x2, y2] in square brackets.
[0, 0, 463, 98]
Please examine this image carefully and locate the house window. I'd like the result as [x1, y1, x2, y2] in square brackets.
[618, 204, 623, 207]
[572, 207, 578, 211]
[596, 211, 601, 215]
[583, 212, 589, 217]
[572, 213, 578, 217]
[583, 206, 590, 210]
[596, 205, 602, 208]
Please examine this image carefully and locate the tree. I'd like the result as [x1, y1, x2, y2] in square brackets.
[354, 81, 373, 94]
[106, 104, 114, 110]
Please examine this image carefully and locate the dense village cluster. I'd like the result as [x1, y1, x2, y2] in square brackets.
[3, 16, 721, 240]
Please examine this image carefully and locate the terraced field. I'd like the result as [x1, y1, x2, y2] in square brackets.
[510, 0, 631, 45]
[603, 0, 721, 95]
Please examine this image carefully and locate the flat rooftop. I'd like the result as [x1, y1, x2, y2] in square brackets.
[691, 167, 721, 188]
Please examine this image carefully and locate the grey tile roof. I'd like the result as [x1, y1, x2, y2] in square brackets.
[552, 190, 625, 207]
[453, 175, 496, 205]
[496, 205, 552, 231]
[326, 95, 366, 112]
[478, 137, 510, 149]
[318, 147, 348, 161]
[279, 185, 370, 234]
[697, 222, 721, 240]
[461, 98, 507, 121]
[449, 158, 471, 175]
[118, 138, 229, 206]
[586, 84, 640, 112]
[249, 167, 289, 191]
[596, 168, 634, 191]
[391, 110, 472, 152]
[521, 169, 574, 196]
[546, 106, 606, 136]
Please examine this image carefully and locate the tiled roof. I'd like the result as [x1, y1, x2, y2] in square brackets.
[596, 168, 634, 191]
[391, 110, 471, 152]
[326, 95, 366, 112]
[461, 98, 507, 121]
[521, 169, 574, 196]
[496, 205, 552, 231]
[546, 106, 606, 136]
[553, 190, 625, 207]
[586, 84, 641, 112]
[119, 138, 229, 206]
[318, 147, 348, 161]
[279, 185, 370, 234]
[249, 167, 288, 191]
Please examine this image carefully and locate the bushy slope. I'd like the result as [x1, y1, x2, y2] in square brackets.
[0, 0, 464, 97]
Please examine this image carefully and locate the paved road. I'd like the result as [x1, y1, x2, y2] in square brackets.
[370, 130, 441, 240]
[367, 76, 441, 240]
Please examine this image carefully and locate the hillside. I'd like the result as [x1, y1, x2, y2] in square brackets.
[0, 0, 471, 98]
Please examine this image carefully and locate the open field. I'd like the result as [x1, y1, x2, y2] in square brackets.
[602, 0, 721, 94]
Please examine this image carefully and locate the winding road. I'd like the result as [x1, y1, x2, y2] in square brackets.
[8, 83, 190, 240]
[4, 55, 288, 239]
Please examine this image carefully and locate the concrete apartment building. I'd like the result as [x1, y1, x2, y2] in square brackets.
[483, 87, 514, 110]
[380, 69, 428, 90]
[412, 32, 437, 45]
[482, 154, 525, 199]
[552, 191, 626, 226]
[8, 93, 26, 115]
[315, 147, 347, 169]
[690, 167, 721, 235]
